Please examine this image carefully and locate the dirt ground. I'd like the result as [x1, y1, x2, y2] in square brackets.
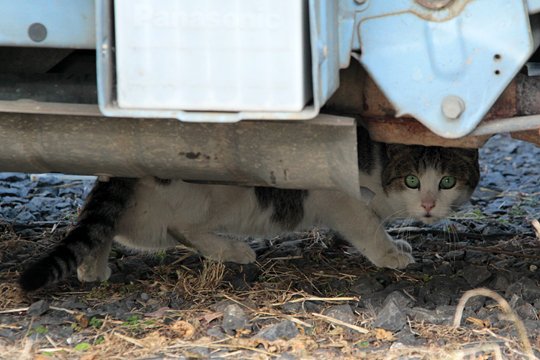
[0, 134, 539, 359]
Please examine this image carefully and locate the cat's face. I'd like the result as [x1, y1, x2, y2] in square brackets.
[381, 144, 479, 224]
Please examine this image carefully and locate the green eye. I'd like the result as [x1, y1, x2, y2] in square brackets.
[439, 176, 457, 189]
[404, 175, 420, 189]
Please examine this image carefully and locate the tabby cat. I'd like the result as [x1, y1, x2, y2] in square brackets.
[19, 127, 479, 291]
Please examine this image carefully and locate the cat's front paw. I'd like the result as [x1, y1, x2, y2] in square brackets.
[371, 240, 414, 269]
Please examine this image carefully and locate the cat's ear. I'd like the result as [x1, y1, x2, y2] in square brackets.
[385, 143, 411, 159]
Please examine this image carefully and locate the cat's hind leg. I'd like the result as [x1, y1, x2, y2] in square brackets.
[76, 240, 112, 283]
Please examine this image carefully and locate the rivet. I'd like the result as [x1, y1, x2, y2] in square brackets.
[28, 23, 47, 43]
[441, 96, 465, 120]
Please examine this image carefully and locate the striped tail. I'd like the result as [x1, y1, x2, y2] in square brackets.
[19, 178, 136, 291]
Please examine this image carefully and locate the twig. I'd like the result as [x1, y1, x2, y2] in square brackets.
[452, 288, 535, 359]
[49, 306, 77, 315]
[0, 307, 29, 314]
[113, 332, 145, 348]
[311, 312, 369, 334]
[449, 343, 504, 360]
[272, 296, 358, 306]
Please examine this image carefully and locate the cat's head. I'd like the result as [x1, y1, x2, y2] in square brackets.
[381, 144, 479, 224]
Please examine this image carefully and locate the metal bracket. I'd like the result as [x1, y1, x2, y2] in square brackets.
[346, 0, 540, 138]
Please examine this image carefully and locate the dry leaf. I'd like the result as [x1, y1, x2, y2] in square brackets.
[170, 320, 195, 339]
[466, 316, 490, 328]
[144, 307, 171, 318]
[374, 328, 395, 341]
[199, 311, 223, 323]
[75, 313, 89, 328]
[80, 354, 97, 360]
[35, 356, 52, 360]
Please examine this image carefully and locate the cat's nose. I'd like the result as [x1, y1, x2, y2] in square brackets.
[422, 201, 435, 212]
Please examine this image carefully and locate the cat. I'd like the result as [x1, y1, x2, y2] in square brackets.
[19, 127, 479, 291]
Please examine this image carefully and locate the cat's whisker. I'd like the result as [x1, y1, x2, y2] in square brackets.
[374, 208, 409, 237]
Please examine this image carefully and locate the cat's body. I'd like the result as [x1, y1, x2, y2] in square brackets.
[19, 127, 479, 291]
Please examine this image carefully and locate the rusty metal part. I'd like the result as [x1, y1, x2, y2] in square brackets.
[415, 0, 455, 10]
[360, 118, 491, 148]
[0, 111, 361, 197]
[326, 62, 539, 147]
[510, 128, 540, 146]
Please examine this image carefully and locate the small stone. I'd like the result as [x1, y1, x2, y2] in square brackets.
[407, 307, 450, 325]
[519, 278, 540, 302]
[54, 201, 72, 209]
[0, 186, 21, 196]
[506, 282, 523, 298]
[515, 303, 539, 320]
[383, 291, 413, 309]
[254, 320, 299, 341]
[350, 276, 384, 295]
[323, 305, 356, 325]
[437, 261, 453, 275]
[15, 211, 36, 223]
[492, 274, 510, 291]
[221, 304, 248, 333]
[27, 300, 49, 317]
[0, 172, 28, 182]
[207, 326, 226, 339]
[281, 302, 302, 314]
[303, 301, 323, 313]
[460, 265, 492, 287]
[444, 250, 465, 260]
[140, 293, 150, 302]
[277, 353, 297, 360]
[1, 196, 25, 204]
[373, 300, 406, 331]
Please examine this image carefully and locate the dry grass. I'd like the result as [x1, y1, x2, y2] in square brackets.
[1, 228, 539, 359]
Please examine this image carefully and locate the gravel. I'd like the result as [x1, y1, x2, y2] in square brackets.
[0, 134, 539, 358]
[254, 320, 299, 341]
[221, 304, 249, 333]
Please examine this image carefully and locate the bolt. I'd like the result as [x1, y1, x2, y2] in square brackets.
[28, 23, 47, 43]
[441, 96, 465, 120]
[415, 0, 454, 10]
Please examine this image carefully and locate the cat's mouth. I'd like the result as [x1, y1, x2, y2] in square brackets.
[421, 214, 439, 224]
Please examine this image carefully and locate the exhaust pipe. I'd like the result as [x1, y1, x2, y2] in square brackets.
[0, 108, 360, 198]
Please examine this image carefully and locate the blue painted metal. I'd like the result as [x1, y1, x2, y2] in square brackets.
[529, 0, 540, 14]
[1, 0, 539, 138]
[0, 0, 95, 49]
[352, 0, 540, 138]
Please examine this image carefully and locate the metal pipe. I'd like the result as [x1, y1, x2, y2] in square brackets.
[0, 111, 361, 198]
[471, 115, 540, 136]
